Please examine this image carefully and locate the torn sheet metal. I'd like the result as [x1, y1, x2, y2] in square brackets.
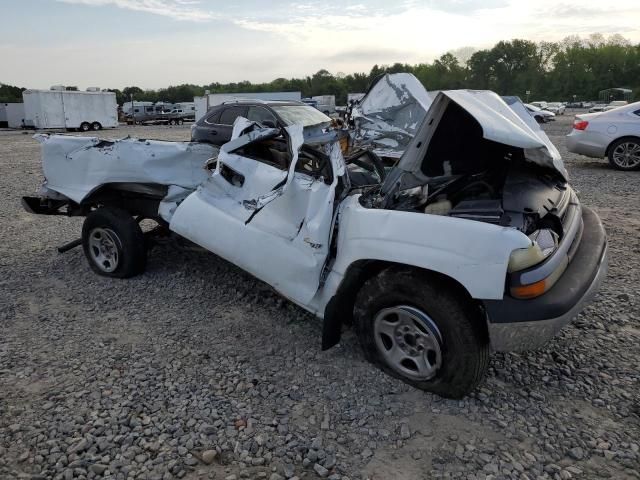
[352, 73, 432, 159]
[206, 119, 306, 218]
[392, 90, 567, 182]
[170, 119, 341, 306]
[35, 134, 217, 204]
[158, 185, 195, 223]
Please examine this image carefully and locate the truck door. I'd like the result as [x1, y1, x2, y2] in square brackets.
[170, 123, 342, 306]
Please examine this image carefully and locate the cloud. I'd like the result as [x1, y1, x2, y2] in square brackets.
[422, 0, 509, 14]
[324, 48, 409, 63]
[57, 0, 219, 22]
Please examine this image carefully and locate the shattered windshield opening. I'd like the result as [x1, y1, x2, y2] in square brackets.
[271, 106, 331, 127]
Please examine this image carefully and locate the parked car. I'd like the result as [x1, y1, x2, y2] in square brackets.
[524, 103, 555, 123]
[545, 102, 566, 115]
[589, 104, 607, 113]
[567, 101, 640, 170]
[530, 101, 548, 109]
[191, 100, 333, 146]
[23, 90, 607, 399]
[603, 100, 629, 112]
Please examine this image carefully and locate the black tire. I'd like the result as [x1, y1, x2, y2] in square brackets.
[354, 266, 489, 399]
[178, 119, 184, 125]
[82, 208, 147, 278]
[91, 122, 102, 131]
[607, 137, 640, 171]
[80, 122, 91, 132]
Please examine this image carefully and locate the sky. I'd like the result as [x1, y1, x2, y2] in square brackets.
[1, 0, 639, 90]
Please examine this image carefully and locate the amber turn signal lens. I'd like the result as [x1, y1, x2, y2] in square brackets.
[510, 279, 547, 299]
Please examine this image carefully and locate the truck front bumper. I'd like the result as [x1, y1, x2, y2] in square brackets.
[483, 207, 608, 352]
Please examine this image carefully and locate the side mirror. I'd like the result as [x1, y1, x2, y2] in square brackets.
[262, 119, 277, 128]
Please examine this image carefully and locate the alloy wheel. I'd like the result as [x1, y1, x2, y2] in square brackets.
[612, 141, 640, 169]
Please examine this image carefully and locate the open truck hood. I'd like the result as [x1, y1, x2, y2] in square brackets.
[390, 90, 567, 184]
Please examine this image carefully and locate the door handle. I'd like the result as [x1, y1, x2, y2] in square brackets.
[210, 129, 217, 135]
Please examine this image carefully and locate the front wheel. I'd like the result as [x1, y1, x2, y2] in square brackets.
[80, 122, 91, 132]
[354, 267, 489, 398]
[82, 208, 147, 278]
[607, 137, 640, 171]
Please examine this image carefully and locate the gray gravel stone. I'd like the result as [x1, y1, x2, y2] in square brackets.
[202, 450, 217, 465]
[313, 463, 330, 478]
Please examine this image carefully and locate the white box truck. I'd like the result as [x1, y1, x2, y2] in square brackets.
[194, 91, 301, 122]
[23, 88, 118, 131]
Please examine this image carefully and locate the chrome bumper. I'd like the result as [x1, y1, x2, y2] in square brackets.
[488, 242, 608, 352]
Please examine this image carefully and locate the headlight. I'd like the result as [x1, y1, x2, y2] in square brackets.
[508, 229, 564, 299]
[508, 229, 558, 273]
[508, 242, 545, 273]
[529, 228, 559, 257]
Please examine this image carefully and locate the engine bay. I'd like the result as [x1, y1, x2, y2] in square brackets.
[360, 160, 571, 240]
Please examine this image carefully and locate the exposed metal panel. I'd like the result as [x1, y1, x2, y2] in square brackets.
[35, 134, 216, 205]
[352, 73, 432, 159]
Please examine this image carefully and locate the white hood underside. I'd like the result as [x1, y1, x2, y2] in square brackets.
[397, 90, 567, 179]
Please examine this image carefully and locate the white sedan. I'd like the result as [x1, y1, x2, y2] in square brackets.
[567, 101, 640, 170]
[525, 103, 555, 123]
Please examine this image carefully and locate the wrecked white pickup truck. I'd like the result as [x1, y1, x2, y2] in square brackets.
[23, 90, 608, 398]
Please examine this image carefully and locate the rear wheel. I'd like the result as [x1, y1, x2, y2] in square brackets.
[354, 266, 489, 398]
[91, 121, 102, 131]
[82, 208, 147, 278]
[80, 122, 91, 132]
[608, 137, 640, 171]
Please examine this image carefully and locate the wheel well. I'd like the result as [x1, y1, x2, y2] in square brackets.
[80, 183, 167, 219]
[605, 135, 640, 157]
[321, 260, 482, 350]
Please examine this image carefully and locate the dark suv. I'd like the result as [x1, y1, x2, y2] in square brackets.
[190, 100, 333, 146]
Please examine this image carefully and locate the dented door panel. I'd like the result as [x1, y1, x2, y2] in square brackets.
[170, 121, 339, 305]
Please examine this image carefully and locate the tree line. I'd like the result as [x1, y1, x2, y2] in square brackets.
[2, 34, 639, 105]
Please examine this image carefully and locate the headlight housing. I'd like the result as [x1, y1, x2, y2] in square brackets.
[508, 229, 562, 299]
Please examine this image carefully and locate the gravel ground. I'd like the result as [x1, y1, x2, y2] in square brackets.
[0, 116, 638, 480]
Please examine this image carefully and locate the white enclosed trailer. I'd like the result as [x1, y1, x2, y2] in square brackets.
[194, 91, 301, 122]
[23, 89, 118, 131]
[1, 103, 26, 128]
[311, 95, 336, 115]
